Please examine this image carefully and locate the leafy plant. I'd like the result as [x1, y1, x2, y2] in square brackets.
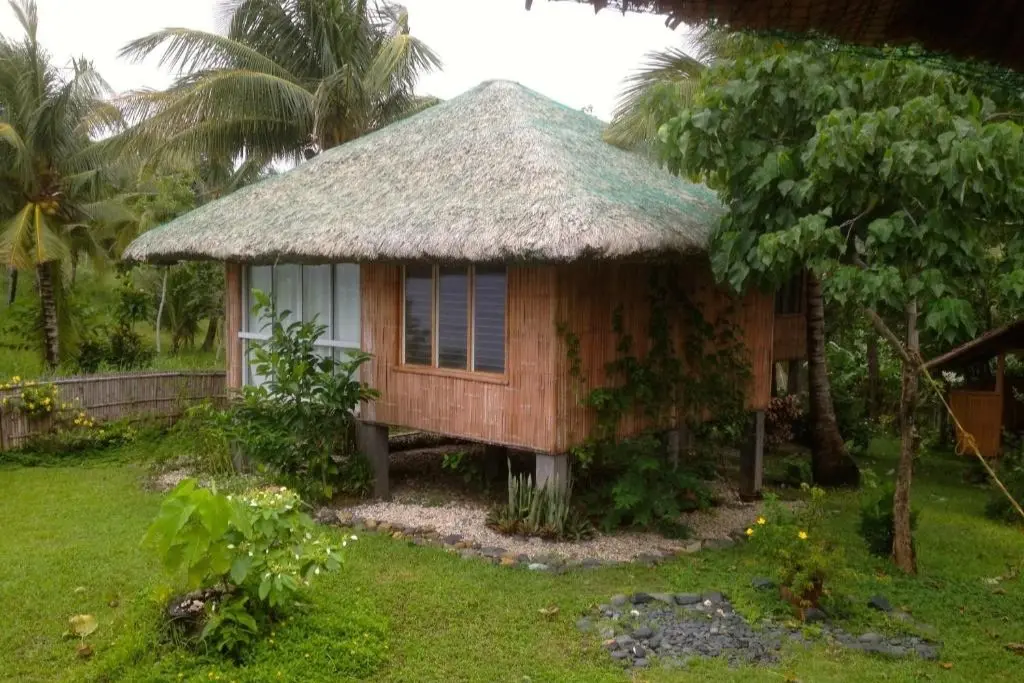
[222, 292, 378, 501]
[985, 435, 1024, 525]
[486, 467, 593, 540]
[143, 479, 347, 657]
[0, 377, 59, 418]
[765, 395, 803, 450]
[860, 486, 919, 557]
[746, 486, 842, 609]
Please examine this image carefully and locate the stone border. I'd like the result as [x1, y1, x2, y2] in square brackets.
[314, 508, 734, 570]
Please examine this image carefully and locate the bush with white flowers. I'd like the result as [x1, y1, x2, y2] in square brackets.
[144, 479, 352, 656]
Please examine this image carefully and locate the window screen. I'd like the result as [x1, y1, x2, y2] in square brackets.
[438, 267, 469, 369]
[473, 266, 506, 373]
[404, 265, 433, 365]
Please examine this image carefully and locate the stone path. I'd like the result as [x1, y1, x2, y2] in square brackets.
[578, 589, 941, 669]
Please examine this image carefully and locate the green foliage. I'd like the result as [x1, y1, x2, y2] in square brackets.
[167, 400, 235, 476]
[0, 376, 58, 417]
[747, 487, 842, 606]
[221, 292, 377, 501]
[985, 435, 1024, 525]
[486, 468, 593, 540]
[13, 418, 141, 457]
[76, 276, 155, 372]
[561, 268, 744, 531]
[859, 486, 919, 557]
[144, 480, 345, 656]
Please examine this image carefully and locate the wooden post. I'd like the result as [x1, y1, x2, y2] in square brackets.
[997, 352, 1005, 396]
[225, 263, 244, 391]
[739, 411, 765, 501]
[356, 421, 390, 499]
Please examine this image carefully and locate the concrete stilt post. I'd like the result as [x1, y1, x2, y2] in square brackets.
[355, 422, 390, 500]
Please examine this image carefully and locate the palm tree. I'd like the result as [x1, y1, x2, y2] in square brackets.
[0, 0, 130, 368]
[118, 0, 441, 166]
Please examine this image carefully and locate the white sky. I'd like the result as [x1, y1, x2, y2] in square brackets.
[0, 0, 691, 120]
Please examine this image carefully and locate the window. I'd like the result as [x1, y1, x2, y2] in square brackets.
[241, 264, 361, 386]
[775, 272, 805, 315]
[402, 265, 507, 374]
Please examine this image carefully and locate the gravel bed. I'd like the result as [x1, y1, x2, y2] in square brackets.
[580, 589, 941, 669]
[340, 500, 682, 562]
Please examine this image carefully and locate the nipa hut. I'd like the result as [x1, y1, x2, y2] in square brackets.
[124, 80, 806, 498]
[926, 320, 1024, 457]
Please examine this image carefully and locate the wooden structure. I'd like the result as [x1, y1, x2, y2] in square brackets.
[545, 1, 1024, 72]
[127, 81, 807, 498]
[0, 371, 225, 451]
[926, 320, 1024, 457]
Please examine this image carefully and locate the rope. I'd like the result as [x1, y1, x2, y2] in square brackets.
[919, 361, 1024, 522]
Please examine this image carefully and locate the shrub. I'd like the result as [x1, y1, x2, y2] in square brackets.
[746, 486, 842, 609]
[222, 292, 378, 501]
[575, 433, 711, 532]
[859, 486, 919, 557]
[486, 467, 593, 540]
[766, 395, 803, 450]
[0, 377, 59, 418]
[984, 436, 1024, 525]
[144, 479, 346, 657]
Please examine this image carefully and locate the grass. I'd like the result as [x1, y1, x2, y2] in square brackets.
[0, 439, 1022, 682]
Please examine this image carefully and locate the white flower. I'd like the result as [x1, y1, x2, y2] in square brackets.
[314, 567, 320, 575]
[227, 544, 235, 549]
[294, 554, 300, 559]
[248, 551, 254, 557]
[350, 535, 358, 541]
[304, 533, 312, 540]
[342, 540, 347, 547]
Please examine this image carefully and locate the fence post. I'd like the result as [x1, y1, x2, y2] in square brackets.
[0, 402, 7, 451]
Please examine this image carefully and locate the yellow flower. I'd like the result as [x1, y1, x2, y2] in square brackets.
[757, 517, 766, 525]
[745, 528, 754, 537]
[798, 531, 808, 540]
[11, 376, 20, 383]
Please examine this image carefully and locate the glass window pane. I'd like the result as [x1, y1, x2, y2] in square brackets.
[302, 265, 332, 336]
[404, 265, 433, 365]
[438, 267, 469, 369]
[247, 266, 272, 333]
[334, 263, 361, 348]
[245, 339, 272, 388]
[473, 266, 506, 373]
[274, 264, 302, 325]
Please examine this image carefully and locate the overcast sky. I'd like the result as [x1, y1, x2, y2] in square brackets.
[0, 0, 691, 120]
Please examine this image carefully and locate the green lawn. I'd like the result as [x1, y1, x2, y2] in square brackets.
[1, 441, 1022, 682]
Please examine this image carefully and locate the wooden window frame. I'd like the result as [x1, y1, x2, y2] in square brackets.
[399, 264, 508, 382]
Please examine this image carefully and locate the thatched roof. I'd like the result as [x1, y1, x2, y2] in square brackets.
[926, 320, 1024, 370]
[543, 1, 1024, 72]
[123, 80, 720, 265]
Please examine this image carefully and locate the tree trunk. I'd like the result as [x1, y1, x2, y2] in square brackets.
[7, 268, 18, 305]
[806, 273, 860, 486]
[36, 263, 60, 369]
[892, 299, 919, 574]
[155, 267, 168, 355]
[866, 331, 880, 419]
[201, 315, 219, 353]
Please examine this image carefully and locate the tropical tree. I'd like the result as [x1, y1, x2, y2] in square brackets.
[662, 42, 1024, 572]
[118, 0, 441, 166]
[0, 0, 130, 368]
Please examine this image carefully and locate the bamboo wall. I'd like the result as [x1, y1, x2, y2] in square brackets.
[773, 313, 807, 361]
[950, 390, 1003, 457]
[0, 371, 226, 451]
[552, 259, 774, 452]
[360, 264, 559, 452]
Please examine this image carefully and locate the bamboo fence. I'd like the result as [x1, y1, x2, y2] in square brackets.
[0, 370, 226, 451]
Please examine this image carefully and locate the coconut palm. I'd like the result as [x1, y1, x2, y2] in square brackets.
[0, 0, 130, 368]
[118, 0, 442, 165]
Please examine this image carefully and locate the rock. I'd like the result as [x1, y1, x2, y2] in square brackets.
[703, 538, 735, 551]
[890, 610, 913, 623]
[632, 626, 654, 640]
[378, 522, 392, 533]
[867, 595, 892, 612]
[500, 556, 517, 567]
[516, 554, 530, 564]
[630, 592, 654, 605]
[633, 658, 649, 668]
[364, 519, 377, 530]
[391, 531, 404, 539]
[751, 577, 775, 591]
[885, 645, 907, 658]
[580, 558, 602, 569]
[614, 635, 634, 648]
[916, 644, 939, 660]
[459, 550, 479, 560]
[610, 594, 628, 606]
[651, 592, 675, 605]
[610, 650, 628, 660]
[858, 632, 884, 644]
[675, 593, 702, 605]
[455, 540, 473, 549]
[803, 608, 827, 623]
[576, 618, 593, 632]
[527, 563, 549, 571]
[479, 546, 507, 559]
[677, 540, 703, 554]
[630, 644, 647, 658]
[702, 591, 725, 604]
[313, 508, 338, 524]
[636, 552, 661, 565]
[600, 627, 615, 639]
[441, 534, 462, 545]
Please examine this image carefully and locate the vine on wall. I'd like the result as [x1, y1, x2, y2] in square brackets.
[559, 266, 751, 532]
